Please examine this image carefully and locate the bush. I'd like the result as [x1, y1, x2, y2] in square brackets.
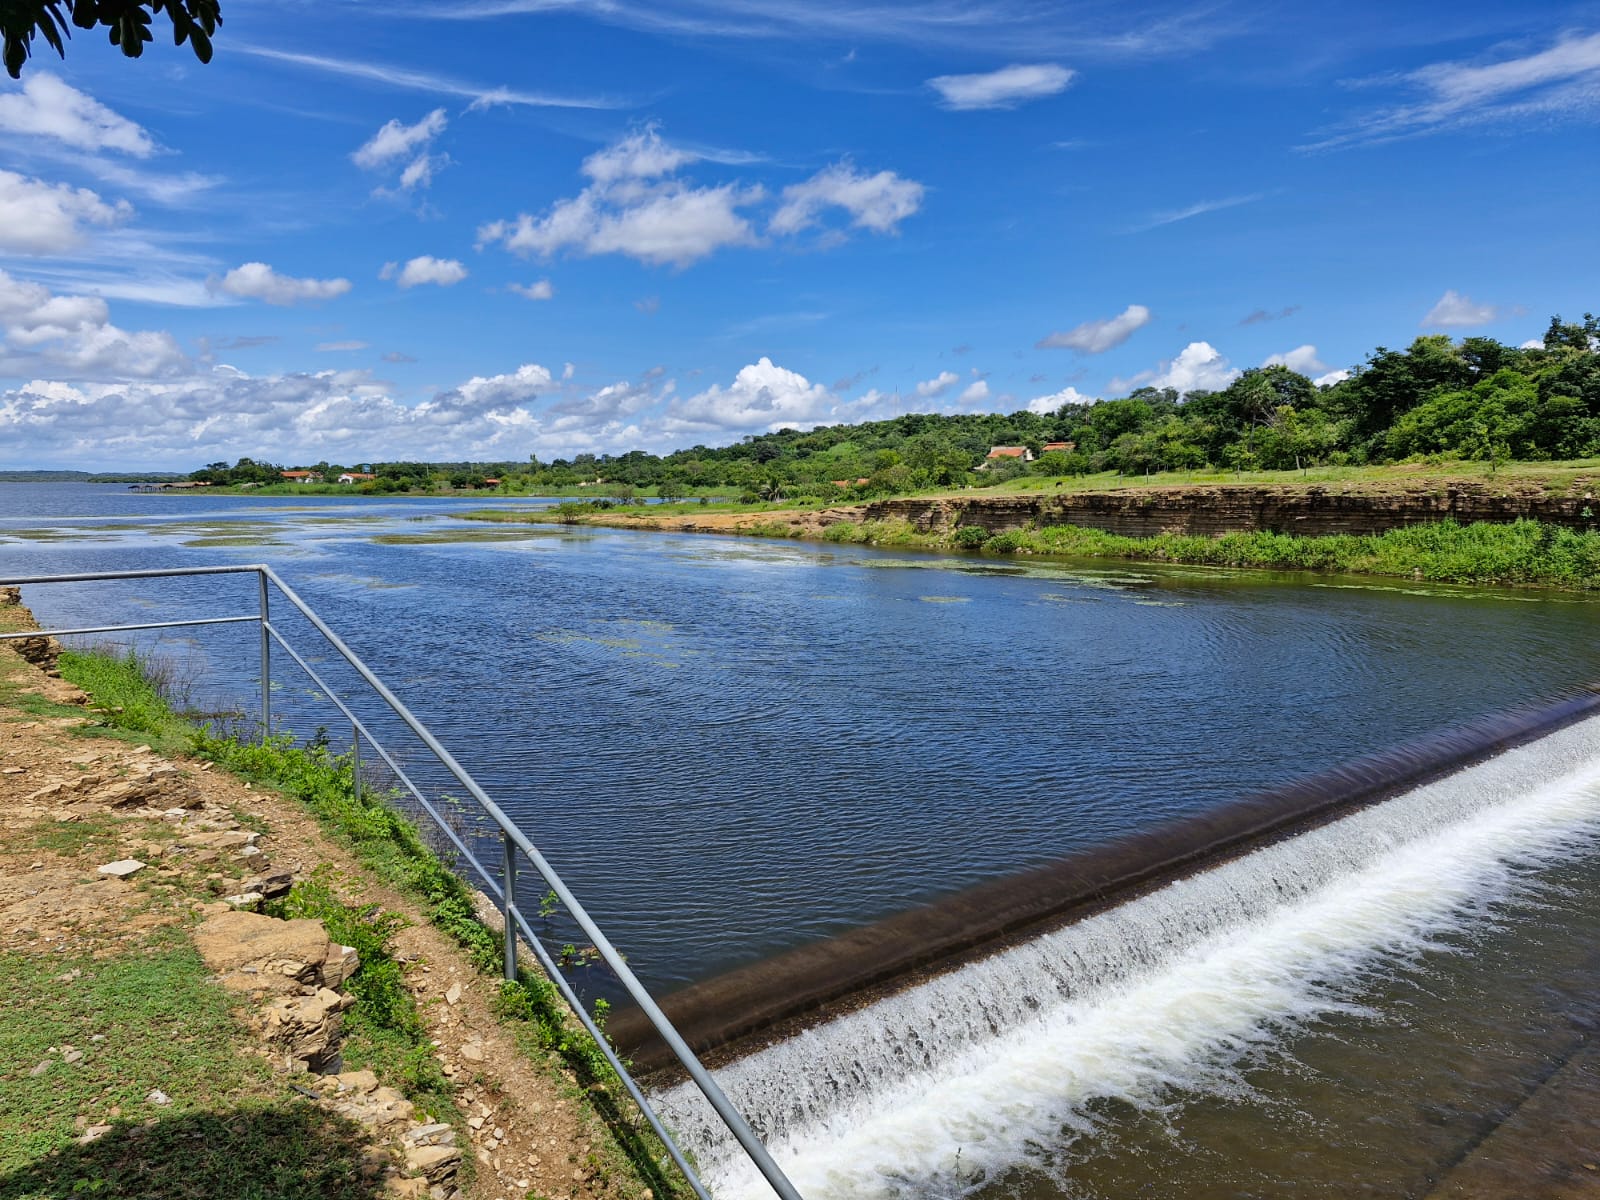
[952, 525, 989, 549]
[984, 530, 1026, 553]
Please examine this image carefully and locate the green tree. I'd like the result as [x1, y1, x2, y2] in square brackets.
[4, 0, 221, 78]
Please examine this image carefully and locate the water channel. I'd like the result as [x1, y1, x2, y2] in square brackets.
[4, 481, 1599, 1198]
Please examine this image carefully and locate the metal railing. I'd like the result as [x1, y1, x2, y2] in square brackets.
[0, 564, 802, 1200]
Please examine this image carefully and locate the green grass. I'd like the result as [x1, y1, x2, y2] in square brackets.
[990, 518, 1600, 588]
[0, 939, 385, 1200]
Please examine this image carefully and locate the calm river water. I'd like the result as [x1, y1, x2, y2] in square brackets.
[5, 482, 1600, 1198]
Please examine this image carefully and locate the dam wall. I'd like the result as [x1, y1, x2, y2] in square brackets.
[608, 688, 1600, 1073]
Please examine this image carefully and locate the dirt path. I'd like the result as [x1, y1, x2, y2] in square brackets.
[0, 594, 663, 1200]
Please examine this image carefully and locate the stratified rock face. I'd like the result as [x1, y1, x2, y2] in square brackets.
[0, 586, 63, 673]
[859, 483, 1600, 538]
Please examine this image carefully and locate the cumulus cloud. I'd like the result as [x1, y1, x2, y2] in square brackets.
[1037, 304, 1151, 353]
[1115, 341, 1239, 394]
[0, 74, 156, 156]
[957, 379, 990, 403]
[1026, 385, 1095, 414]
[479, 128, 921, 268]
[0, 171, 130, 254]
[354, 110, 450, 193]
[666, 357, 837, 435]
[1314, 368, 1351, 387]
[380, 256, 469, 288]
[210, 263, 352, 306]
[0, 268, 184, 380]
[1261, 344, 1327, 374]
[509, 279, 555, 300]
[1422, 289, 1500, 328]
[916, 370, 959, 398]
[770, 162, 924, 235]
[353, 110, 447, 168]
[1520, 338, 1544, 350]
[927, 63, 1076, 110]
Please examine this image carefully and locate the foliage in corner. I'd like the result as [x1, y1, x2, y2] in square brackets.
[3, 0, 221, 78]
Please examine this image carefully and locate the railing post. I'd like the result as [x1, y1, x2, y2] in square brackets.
[351, 724, 362, 802]
[257, 569, 270, 742]
[502, 832, 518, 982]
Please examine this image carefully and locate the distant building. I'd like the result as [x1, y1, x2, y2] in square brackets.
[281, 470, 323, 483]
[338, 472, 377, 485]
[1041, 441, 1076, 454]
[985, 445, 1034, 462]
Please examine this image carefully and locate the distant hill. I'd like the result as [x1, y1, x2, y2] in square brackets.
[0, 470, 188, 483]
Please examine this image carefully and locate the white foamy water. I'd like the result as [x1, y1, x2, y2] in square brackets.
[655, 715, 1600, 1200]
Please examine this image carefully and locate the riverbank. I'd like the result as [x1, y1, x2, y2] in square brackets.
[0, 593, 686, 1200]
[465, 476, 1600, 590]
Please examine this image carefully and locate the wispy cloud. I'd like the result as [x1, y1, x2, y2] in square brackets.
[418, 0, 1226, 59]
[237, 45, 624, 110]
[1127, 193, 1261, 232]
[1304, 30, 1600, 150]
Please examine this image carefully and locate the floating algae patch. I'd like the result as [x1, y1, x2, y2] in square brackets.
[918, 595, 970, 604]
[182, 535, 283, 548]
[369, 528, 563, 545]
[4, 527, 102, 542]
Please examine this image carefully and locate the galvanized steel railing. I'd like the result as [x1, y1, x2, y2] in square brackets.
[0, 564, 802, 1200]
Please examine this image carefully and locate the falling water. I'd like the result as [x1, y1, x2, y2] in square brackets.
[654, 713, 1600, 1200]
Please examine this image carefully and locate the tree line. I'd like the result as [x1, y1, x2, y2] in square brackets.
[193, 313, 1599, 500]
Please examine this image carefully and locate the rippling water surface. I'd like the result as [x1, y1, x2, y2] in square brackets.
[6, 482, 1600, 993]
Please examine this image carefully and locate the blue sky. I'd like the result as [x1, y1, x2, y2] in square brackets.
[1, 0, 1598, 470]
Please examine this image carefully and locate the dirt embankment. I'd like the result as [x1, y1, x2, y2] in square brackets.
[0, 592, 656, 1200]
[523, 479, 1600, 545]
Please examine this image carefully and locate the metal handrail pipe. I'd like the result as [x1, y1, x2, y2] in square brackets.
[256, 564, 806, 1200]
[265, 619, 713, 1197]
[0, 565, 263, 586]
[0, 615, 259, 641]
[1, 564, 801, 1199]
[505, 903, 715, 1200]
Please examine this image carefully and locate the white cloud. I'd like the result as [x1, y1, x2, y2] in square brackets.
[957, 379, 990, 403]
[508, 280, 555, 300]
[397, 154, 445, 191]
[770, 162, 924, 235]
[1521, 338, 1544, 349]
[1262, 343, 1350, 386]
[582, 127, 697, 183]
[0, 171, 130, 255]
[666, 357, 837, 435]
[353, 109, 448, 169]
[0, 74, 156, 156]
[317, 340, 370, 352]
[211, 262, 353, 306]
[1026, 385, 1095, 414]
[480, 129, 920, 268]
[380, 256, 469, 288]
[432, 363, 555, 413]
[1115, 341, 1239, 394]
[1261, 344, 1328, 375]
[1128, 194, 1261, 232]
[916, 369, 959, 398]
[1306, 31, 1600, 150]
[927, 63, 1076, 110]
[0, 268, 184, 380]
[1422, 289, 1500, 328]
[1037, 303, 1151, 353]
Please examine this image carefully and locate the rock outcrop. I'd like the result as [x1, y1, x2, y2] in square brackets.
[857, 481, 1600, 539]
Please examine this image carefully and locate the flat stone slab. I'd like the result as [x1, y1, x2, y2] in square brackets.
[96, 859, 147, 879]
[1427, 1040, 1600, 1198]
